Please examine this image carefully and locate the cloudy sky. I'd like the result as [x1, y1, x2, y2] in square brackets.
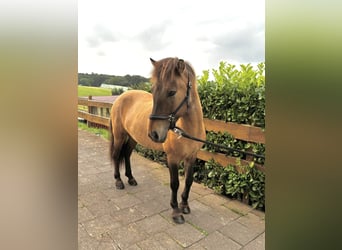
[79, 0, 264, 78]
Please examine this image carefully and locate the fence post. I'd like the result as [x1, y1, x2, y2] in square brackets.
[87, 96, 92, 127]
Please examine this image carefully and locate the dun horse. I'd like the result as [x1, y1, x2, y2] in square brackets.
[109, 57, 206, 224]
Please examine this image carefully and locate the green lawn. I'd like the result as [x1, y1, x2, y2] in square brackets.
[78, 121, 110, 140]
[78, 85, 112, 97]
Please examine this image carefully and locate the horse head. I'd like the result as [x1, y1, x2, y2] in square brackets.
[148, 57, 192, 143]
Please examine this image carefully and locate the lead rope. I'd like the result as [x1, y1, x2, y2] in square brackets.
[172, 126, 265, 160]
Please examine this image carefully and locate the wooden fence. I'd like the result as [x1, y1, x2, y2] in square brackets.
[78, 96, 265, 173]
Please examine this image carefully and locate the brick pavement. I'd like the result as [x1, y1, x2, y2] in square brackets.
[78, 129, 265, 249]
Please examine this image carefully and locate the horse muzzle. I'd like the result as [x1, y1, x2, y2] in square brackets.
[148, 118, 169, 143]
[148, 129, 167, 143]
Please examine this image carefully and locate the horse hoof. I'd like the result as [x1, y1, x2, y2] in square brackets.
[180, 202, 191, 214]
[116, 180, 125, 189]
[181, 206, 191, 214]
[172, 214, 185, 224]
[128, 178, 138, 186]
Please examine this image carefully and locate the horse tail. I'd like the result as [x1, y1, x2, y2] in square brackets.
[109, 118, 131, 167]
[109, 119, 115, 161]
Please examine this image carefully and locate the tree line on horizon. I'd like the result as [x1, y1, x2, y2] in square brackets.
[78, 73, 149, 88]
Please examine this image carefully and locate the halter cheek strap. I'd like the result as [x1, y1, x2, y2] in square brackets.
[149, 72, 192, 130]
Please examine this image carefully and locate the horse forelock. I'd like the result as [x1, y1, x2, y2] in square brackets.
[151, 57, 194, 87]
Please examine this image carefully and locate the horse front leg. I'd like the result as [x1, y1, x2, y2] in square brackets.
[180, 157, 195, 214]
[168, 162, 185, 224]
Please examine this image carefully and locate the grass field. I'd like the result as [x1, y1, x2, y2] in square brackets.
[78, 85, 112, 97]
[78, 121, 110, 140]
[78, 86, 112, 111]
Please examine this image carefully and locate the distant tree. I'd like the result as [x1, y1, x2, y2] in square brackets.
[79, 78, 92, 86]
[78, 73, 150, 87]
[131, 82, 152, 93]
[91, 73, 108, 87]
[111, 87, 125, 95]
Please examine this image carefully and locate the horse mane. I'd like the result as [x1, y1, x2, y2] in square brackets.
[151, 57, 195, 85]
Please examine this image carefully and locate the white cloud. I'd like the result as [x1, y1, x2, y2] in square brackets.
[78, 0, 264, 77]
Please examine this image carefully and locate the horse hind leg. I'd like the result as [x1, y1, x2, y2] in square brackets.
[124, 136, 138, 186]
[109, 121, 125, 189]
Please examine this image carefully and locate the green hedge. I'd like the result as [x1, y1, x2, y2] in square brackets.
[195, 61, 265, 209]
[193, 159, 265, 209]
[198, 61, 265, 128]
[204, 131, 265, 165]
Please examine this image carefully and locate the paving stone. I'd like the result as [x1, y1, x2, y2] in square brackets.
[237, 213, 265, 234]
[187, 189, 201, 201]
[101, 187, 128, 199]
[94, 232, 119, 250]
[166, 222, 206, 247]
[94, 164, 113, 174]
[191, 182, 215, 196]
[78, 236, 100, 250]
[132, 185, 169, 202]
[206, 203, 241, 226]
[186, 211, 222, 234]
[195, 194, 241, 220]
[242, 232, 265, 250]
[78, 183, 98, 195]
[135, 214, 171, 235]
[134, 198, 169, 217]
[79, 163, 103, 175]
[186, 242, 207, 250]
[78, 223, 89, 240]
[219, 220, 261, 245]
[111, 193, 142, 209]
[250, 208, 265, 220]
[78, 205, 96, 223]
[183, 201, 240, 235]
[125, 244, 142, 250]
[78, 173, 103, 186]
[110, 207, 146, 225]
[224, 199, 253, 216]
[199, 193, 231, 208]
[109, 223, 148, 249]
[86, 200, 119, 218]
[195, 231, 242, 250]
[79, 191, 109, 207]
[127, 176, 161, 191]
[137, 232, 182, 250]
[78, 198, 83, 208]
[188, 199, 213, 213]
[95, 178, 117, 190]
[82, 214, 122, 240]
[78, 129, 265, 249]
[96, 240, 120, 250]
[150, 167, 171, 183]
[78, 224, 100, 250]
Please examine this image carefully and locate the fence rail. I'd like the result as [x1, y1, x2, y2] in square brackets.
[78, 96, 265, 172]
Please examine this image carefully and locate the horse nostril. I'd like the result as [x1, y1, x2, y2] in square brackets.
[149, 131, 159, 141]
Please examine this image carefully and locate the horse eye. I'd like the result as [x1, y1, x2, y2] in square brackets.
[167, 90, 177, 97]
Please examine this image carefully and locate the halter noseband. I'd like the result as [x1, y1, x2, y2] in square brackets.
[149, 72, 192, 130]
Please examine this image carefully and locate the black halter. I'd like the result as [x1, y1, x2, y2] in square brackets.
[149, 72, 192, 130]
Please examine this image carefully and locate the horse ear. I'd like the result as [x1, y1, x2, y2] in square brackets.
[150, 58, 156, 66]
[176, 59, 185, 74]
